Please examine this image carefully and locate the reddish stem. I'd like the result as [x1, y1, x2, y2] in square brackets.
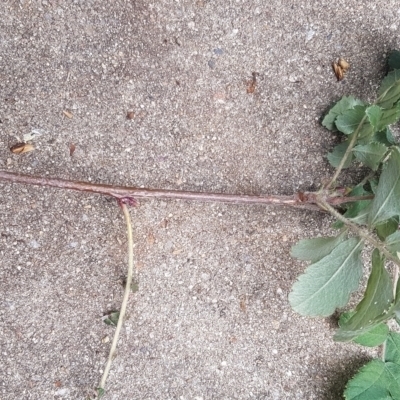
[0, 170, 372, 211]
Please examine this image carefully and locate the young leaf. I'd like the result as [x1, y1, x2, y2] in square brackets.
[327, 140, 354, 168]
[344, 359, 391, 400]
[368, 148, 400, 227]
[102, 311, 120, 327]
[377, 69, 400, 109]
[334, 250, 393, 342]
[291, 231, 347, 263]
[388, 51, 400, 71]
[335, 105, 371, 136]
[352, 142, 388, 171]
[289, 238, 364, 317]
[322, 96, 365, 131]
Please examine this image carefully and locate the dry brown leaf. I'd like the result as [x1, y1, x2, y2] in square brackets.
[126, 111, 135, 120]
[69, 143, 76, 157]
[338, 57, 350, 72]
[63, 110, 73, 119]
[332, 58, 350, 81]
[332, 62, 344, 81]
[10, 143, 35, 154]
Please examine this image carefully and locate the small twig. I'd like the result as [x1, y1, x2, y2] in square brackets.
[0, 170, 373, 211]
[98, 201, 135, 394]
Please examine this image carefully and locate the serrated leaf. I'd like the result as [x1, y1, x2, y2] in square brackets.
[366, 105, 384, 129]
[377, 103, 400, 132]
[389, 51, 400, 71]
[344, 359, 392, 400]
[368, 148, 400, 227]
[373, 128, 397, 146]
[289, 238, 364, 317]
[385, 231, 400, 255]
[386, 332, 400, 366]
[377, 69, 400, 109]
[376, 217, 399, 240]
[336, 105, 371, 136]
[322, 96, 365, 131]
[334, 250, 393, 342]
[327, 140, 354, 168]
[353, 142, 388, 171]
[291, 231, 347, 263]
[353, 323, 389, 347]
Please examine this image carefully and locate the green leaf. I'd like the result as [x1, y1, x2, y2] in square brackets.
[388, 51, 400, 71]
[377, 69, 400, 109]
[368, 148, 400, 227]
[378, 103, 400, 131]
[353, 142, 388, 171]
[335, 185, 372, 227]
[336, 105, 371, 136]
[385, 231, 400, 255]
[353, 323, 389, 347]
[386, 332, 400, 366]
[334, 250, 393, 342]
[376, 217, 399, 241]
[344, 359, 392, 400]
[366, 105, 384, 129]
[102, 311, 120, 327]
[322, 96, 365, 131]
[289, 238, 364, 317]
[373, 128, 397, 147]
[327, 140, 354, 168]
[290, 232, 347, 263]
[387, 362, 400, 398]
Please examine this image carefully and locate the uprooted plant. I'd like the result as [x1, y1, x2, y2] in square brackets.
[3, 51, 400, 398]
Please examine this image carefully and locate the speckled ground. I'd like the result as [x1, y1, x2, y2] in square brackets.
[1, 1, 400, 399]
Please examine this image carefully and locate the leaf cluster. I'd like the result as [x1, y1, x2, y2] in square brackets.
[289, 50, 400, 399]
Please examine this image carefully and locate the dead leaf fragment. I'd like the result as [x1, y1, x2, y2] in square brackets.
[10, 142, 35, 154]
[338, 57, 350, 72]
[69, 143, 76, 157]
[332, 58, 350, 81]
[126, 111, 135, 120]
[246, 72, 258, 94]
[63, 110, 73, 119]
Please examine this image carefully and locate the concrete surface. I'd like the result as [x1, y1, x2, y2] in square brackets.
[1, 1, 399, 399]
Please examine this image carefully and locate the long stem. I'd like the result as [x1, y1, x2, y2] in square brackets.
[0, 170, 372, 210]
[98, 203, 135, 393]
